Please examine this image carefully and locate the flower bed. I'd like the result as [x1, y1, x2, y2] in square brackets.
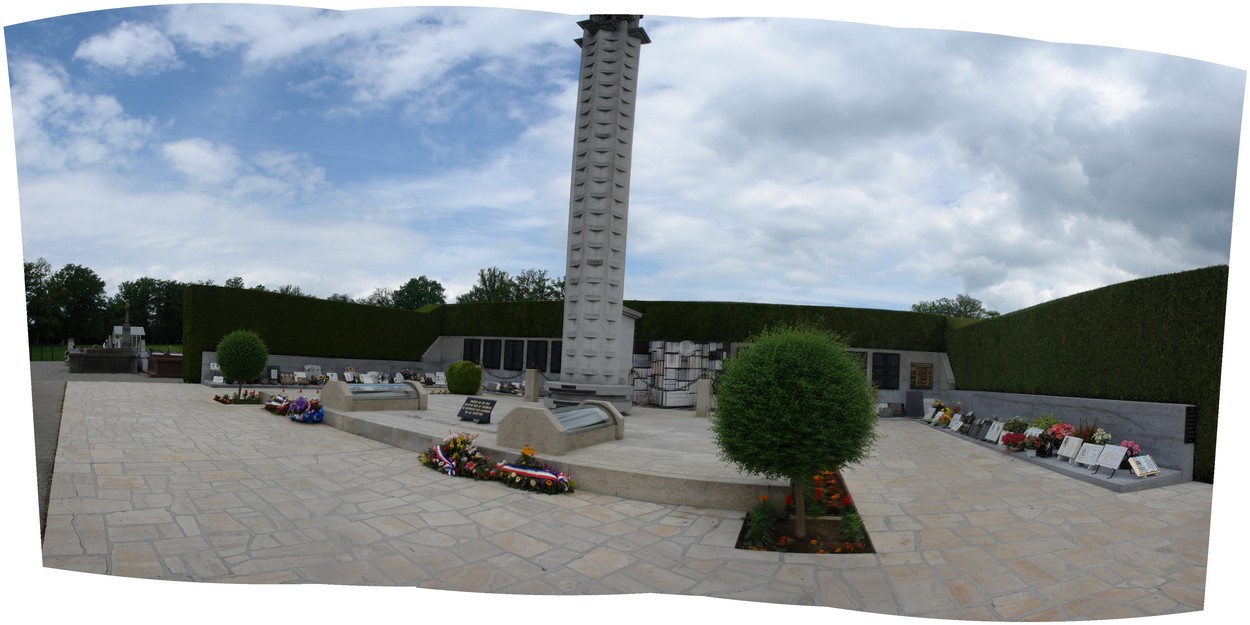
[736, 470, 874, 555]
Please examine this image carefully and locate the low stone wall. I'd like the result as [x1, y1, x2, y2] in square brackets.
[943, 390, 1196, 481]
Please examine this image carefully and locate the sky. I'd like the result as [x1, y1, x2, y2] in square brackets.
[4, 1, 1244, 315]
[3, 2, 1247, 625]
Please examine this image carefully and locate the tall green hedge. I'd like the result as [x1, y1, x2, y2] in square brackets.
[946, 265, 1227, 483]
[628, 301, 949, 350]
[182, 285, 444, 383]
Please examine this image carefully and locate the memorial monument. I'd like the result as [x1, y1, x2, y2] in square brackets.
[545, 14, 649, 414]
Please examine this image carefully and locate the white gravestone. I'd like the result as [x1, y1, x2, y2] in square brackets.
[947, 413, 964, 430]
[983, 421, 1004, 444]
[1057, 436, 1084, 462]
[1074, 443, 1104, 468]
[1094, 445, 1129, 474]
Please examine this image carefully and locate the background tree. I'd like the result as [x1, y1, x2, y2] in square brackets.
[911, 293, 999, 318]
[393, 276, 446, 310]
[357, 287, 394, 307]
[215, 330, 269, 398]
[276, 284, 305, 297]
[24, 258, 58, 345]
[224, 276, 245, 289]
[711, 325, 878, 538]
[456, 267, 564, 303]
[325, 293, 353, 302]
[512, 268, 564, 301]
[48, 263, 109, 344]
[456, 267, 515, 303]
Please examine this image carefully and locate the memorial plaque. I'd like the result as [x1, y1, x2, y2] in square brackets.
[947, 413, 964, 430]
[984, 421, 1004, 444]
[1057, 436, 1084, 461]
[1023, 427, 1044, 439]
[910, 363, 934, 390]
[212, 375, 224, 384]
[1129, 455, 1161, 477]
[1095, 445, 1129, 473]
[958, 419, 975, 434]
[279, 371, 295, 385]
[1074, 443, 1104, 467]
[457, 396, 497, 424]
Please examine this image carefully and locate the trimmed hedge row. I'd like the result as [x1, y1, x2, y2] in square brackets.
[182, 285, 444, 383]
[946, 265, 1226, 483]
[628, 301, 950, 350]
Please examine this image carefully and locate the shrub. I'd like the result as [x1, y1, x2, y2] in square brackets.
[215, 330, 269, 397]
[1003, 417, 1029, 433]
[446, 360, 482, 394]
[741, 497, 776, 549]
[712, 325, 877, 538]
[840, 510, 865, 543]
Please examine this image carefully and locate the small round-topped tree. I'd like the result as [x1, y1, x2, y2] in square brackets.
[711, 325, 878, 538]
[216, 330, 269, 399]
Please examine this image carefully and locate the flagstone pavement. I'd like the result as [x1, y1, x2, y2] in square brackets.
[39, 380, 1211, 620]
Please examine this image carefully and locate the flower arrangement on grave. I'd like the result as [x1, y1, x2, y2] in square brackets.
[315, 374, 329, 385]
[493, 444, 574, 495]
[1025, 435, 1043, 450]
[264, 394, 291, 414]
[214, 390, 262, 405]
[1120, 440, 1141, 458]
[1091, 428, 1111, 445]
[1000, 432, 1027, 450]
[936, 411, 953, 427]
[288, 398, 324, 424]
[1046, 422, 1075, 440]
[421, 431, 492, 479]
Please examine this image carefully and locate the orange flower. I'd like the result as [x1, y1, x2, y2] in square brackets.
[758, 494, 767, 502]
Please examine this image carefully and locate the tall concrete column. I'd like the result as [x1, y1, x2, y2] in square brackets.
[548, 15, 649, 413]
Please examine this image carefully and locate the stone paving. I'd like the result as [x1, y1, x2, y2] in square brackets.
[40, 380, 1211, 620]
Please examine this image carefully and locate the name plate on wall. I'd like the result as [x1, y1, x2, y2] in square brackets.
[1095, 444, 1129, 473]
[983, 421, 1004, 444]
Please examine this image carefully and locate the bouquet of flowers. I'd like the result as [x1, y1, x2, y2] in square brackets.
[492, 445, 573, 495]
[1046, 422, 1075, 440]
[288, 397, 323, 423]
[421, 432, 492, 479]
[1120, 440, 1141, 457]
[1091, 428, 1111, 445]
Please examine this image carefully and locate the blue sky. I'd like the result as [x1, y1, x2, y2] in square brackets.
[5, 1, 1245, 315]
[3, 1, 1248, 622]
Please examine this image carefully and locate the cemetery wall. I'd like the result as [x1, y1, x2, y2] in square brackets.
[942, 390, 1195, 481]
[945, 265, 1227, 483]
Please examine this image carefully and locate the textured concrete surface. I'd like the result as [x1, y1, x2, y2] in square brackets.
[32, 377, 1214, 621]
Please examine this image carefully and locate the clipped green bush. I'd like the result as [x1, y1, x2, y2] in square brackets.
[216, 329, 269, 397]
[712, 325, 877, 538]
[446, 360, 482, 395]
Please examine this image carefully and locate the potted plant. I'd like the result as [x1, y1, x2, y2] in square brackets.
[1003, 417, 1028, 434]
[1000, 432, 1026, 451]
[1119, 440, 1142, 469]
[1024, 435, 1042, 457]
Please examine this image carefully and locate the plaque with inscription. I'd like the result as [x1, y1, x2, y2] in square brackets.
[457, 396, 497, 424]
[279, 371, 295, 385]
[1094, 445, 1129, 474]
[212, 375, 224, 384]
[1023, 427, 1044, 439]
[910, 363, 934, 390]
[983, 421, 1004, 444]
[948, 413, 964, 430]
[1074, 443, 1104, 467]
[1056, 436, 1084, 461]
[1129, 455, 1160, 477]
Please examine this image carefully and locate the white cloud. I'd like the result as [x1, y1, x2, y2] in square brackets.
[8, 59, 154, 174]
[73, 21, 180, 75]
[160, 138, 240, 186]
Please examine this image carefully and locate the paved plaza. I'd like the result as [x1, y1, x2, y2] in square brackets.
[30, 371, 1216, 620]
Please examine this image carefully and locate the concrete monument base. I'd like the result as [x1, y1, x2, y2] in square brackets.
[545, 382, 633, 415]
[67, 349, 139, 374]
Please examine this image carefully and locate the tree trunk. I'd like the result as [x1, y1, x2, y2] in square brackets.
[792, 478, 807, 538]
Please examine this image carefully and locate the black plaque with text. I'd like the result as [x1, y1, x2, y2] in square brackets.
[457, 397, 497, 424]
